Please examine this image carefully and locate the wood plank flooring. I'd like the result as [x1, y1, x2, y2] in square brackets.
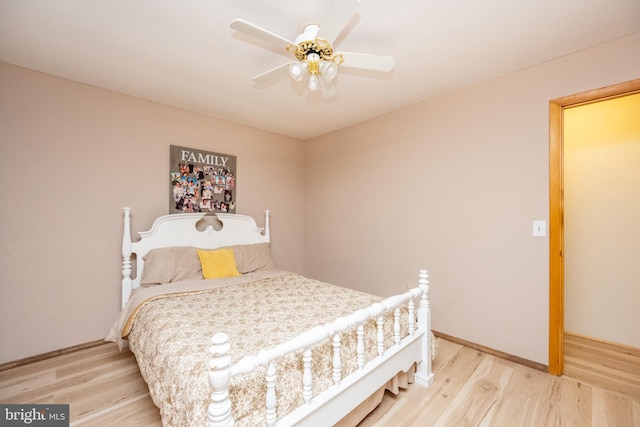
[564, 331, 640, 399]
[360, 339, 640, 427]
[1, 338, 638, 426]
[0, 343, 160, 426]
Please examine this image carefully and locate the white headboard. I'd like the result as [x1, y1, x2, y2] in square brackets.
[121, 207, 270, 307]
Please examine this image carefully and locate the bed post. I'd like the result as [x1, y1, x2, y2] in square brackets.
[414, 269, 434, 386]
[121, 207, 133, 308]
[206, 333, 235, 427]
[264, 209, 270, 241]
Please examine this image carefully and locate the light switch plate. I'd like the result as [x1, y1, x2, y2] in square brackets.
[533, 220, 546, 237]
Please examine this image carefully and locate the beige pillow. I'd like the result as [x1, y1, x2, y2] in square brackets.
[140, 246, 202, 286]
[140, 243, 275, 285]
[232, 243, 276, 273]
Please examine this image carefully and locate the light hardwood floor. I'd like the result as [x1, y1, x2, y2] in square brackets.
[1, 338, 638, 426]
[360, 339, 640, 426]
[563, 332, 640, 399]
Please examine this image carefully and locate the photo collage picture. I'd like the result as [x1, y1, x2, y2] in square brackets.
[169, 145, 237, 214]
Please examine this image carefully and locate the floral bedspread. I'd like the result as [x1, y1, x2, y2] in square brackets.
[109, 271, 407, 426]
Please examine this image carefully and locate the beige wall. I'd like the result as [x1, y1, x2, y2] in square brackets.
[304, 33, 640, 364]
[0, 63, 305, 363]
[2, 32, 639, 366]
[564, 93, 640, 348]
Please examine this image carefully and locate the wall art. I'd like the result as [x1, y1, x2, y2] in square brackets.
[169, 145, 236, 214]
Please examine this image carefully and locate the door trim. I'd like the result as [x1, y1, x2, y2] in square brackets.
[548, 78, 640, 375]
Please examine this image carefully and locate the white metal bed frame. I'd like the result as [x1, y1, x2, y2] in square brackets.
[120, 208, 433, 426]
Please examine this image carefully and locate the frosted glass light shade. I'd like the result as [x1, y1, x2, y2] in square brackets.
[323, 62, 338, 82]
[308, 74, 319, 91]
[289, 62, 304, 81]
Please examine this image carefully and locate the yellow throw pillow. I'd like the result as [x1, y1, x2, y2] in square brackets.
[196, 248, 241, 279]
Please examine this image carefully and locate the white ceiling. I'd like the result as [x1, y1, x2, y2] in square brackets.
[1, 0, 639, 140]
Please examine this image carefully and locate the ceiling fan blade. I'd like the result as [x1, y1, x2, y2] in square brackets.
[231, 18, 295, 50]
[251, 62, 292, 85]
[339, 52, 395, 72]
[315, 0, 362, 43]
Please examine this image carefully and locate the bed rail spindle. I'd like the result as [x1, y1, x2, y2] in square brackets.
[265, 362, 277, 427]
[332, 334, 342, 385]
[408, 298, 415, 336]
[206, 333, 234, 427]
[393, 308, 401, 346]
[376, 316, 385, 357]
[356, 324, 365, 369]
[302, 348, 313, 404]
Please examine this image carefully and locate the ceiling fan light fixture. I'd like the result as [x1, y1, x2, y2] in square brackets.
[308, 74, 319, 91]
[322, 61, 338, 82]
[289, 62, 304, 81]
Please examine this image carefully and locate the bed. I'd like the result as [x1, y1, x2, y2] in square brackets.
[107, 208, 434, 426]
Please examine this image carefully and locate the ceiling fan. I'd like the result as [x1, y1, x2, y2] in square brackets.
[230, 0, 395, 95]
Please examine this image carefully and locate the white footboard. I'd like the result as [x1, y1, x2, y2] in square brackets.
[206, 270, 433, 427]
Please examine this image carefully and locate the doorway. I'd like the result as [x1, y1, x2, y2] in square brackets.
[548, 78, 640, 376]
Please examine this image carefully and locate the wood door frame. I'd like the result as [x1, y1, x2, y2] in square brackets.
[548, 78, 640, 375]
